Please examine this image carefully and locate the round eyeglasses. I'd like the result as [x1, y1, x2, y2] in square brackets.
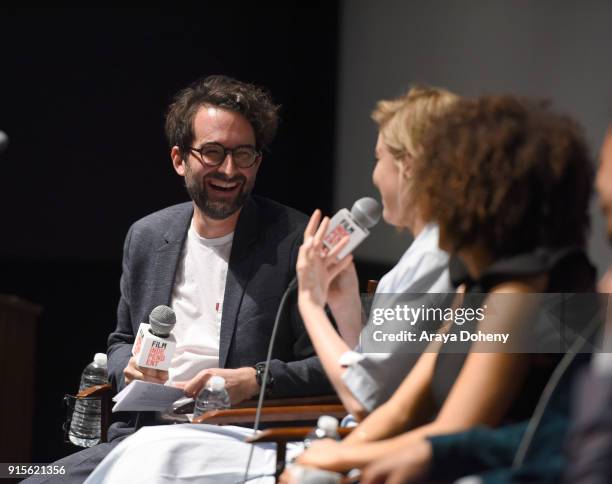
[189, 142, 261, 168]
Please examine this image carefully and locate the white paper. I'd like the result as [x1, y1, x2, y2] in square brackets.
[112, 380, 185, 412]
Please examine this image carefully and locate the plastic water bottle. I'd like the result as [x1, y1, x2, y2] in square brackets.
[69, 353, 108, 447]
[193, 376, 231, 417]
[303, 415, 340, 448]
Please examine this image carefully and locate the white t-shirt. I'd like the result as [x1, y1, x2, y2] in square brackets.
[166, 220, 234, 385]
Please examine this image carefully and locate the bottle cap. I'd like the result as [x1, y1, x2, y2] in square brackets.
[94, 353, 107, 367]
[317, 415, 339, 433]
[207, 376, 226, 391]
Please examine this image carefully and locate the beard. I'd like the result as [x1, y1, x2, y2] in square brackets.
[184, 165, 253, 220]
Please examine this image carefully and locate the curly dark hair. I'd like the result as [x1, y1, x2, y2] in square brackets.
[164, 75, 280, 154]
[413, 95, 593, 257]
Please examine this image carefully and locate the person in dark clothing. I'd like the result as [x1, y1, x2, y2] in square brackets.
[563, 123, 612, 484]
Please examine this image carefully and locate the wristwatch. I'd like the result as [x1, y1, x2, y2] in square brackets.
[254, 362, 274, 396]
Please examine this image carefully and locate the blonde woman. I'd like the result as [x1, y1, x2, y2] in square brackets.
[296, 86, 459, 421]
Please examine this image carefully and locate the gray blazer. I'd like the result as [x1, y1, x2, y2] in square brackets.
[107, 195, 331, 398]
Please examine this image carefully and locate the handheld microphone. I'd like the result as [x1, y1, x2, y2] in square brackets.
[286, 197, 382, 291]
[132, 305, 177, 371]
[323, 197, 382, 259]
[0, 131, 8, 154]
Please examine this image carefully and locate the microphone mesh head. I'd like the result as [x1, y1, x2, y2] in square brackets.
[149, 305, 176, 337]
[350, 197, 382, 229]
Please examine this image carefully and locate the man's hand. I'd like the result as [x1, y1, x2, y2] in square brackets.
[123, 356, 169, 385]
[360, 440, 432, 484]
[175, 367, 259, 405]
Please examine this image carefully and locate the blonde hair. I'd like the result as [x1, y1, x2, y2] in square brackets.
[371, 85, 459, 159]
[372, 85, 459, 229]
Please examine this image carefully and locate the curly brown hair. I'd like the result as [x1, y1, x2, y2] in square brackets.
[164, 75, 280, 155]
[413, 95, 593, 257]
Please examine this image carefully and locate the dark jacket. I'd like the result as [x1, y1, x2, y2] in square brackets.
[564, 368, 612, 484]
[107, 195, 331, 398]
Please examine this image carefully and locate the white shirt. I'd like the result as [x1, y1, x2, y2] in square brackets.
[374, 223, 451, 294]
[342, 223, 454, 412]
[166, 220, 234, 385]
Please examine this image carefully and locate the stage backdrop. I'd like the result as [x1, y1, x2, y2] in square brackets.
[335, 0, 612, 276]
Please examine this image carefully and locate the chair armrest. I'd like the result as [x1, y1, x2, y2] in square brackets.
[76, 383, 113, 399]
[172, 394, 342, 415]
[245, 426, 353, 444]
[234, 394, 341, 408]
[192, 404, 347, 424]
[77, 388, 339, 405]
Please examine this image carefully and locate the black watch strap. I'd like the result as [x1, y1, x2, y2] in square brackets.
[254, 362, 274, 396]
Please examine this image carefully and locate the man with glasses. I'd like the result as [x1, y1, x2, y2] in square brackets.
[115, 74, 329, 403]
[26, 75, 330, 483]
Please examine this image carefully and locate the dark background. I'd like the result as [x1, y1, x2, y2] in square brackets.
[8, 2, 610, 467]
[0, 5, 389, 463]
